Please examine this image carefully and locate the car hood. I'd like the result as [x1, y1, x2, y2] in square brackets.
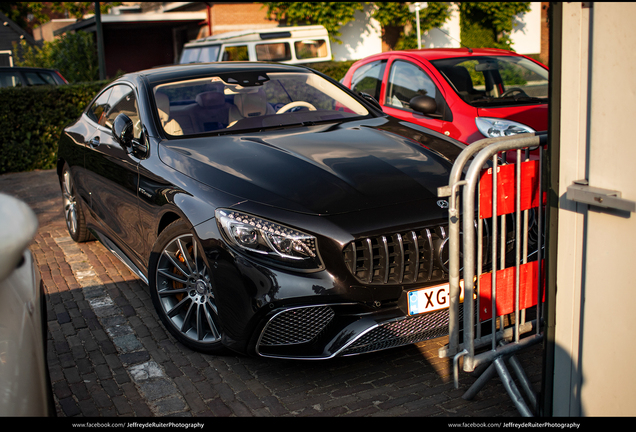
[158, 118, 461, 215]
[477, 104, 548, 133]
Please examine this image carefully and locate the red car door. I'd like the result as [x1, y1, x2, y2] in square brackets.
[380, 56, 451, 136]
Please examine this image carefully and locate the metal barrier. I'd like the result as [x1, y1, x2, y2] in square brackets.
[437, 133, 548, 417]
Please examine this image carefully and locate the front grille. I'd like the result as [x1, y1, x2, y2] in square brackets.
[341, 308, 454, 356]
[343, 225, 452, 285]
[342, 215, 529, 287]
[259, 306, 335, 346]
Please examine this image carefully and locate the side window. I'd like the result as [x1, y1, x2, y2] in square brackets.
[256, 43, 291, 62]
[105, 85, 141, 138]
[221, 45, 249, 61]
[86, 88, 113, 126]
[24, 72, 48, 86]
[385, 60, 438, 112]
[351, 60, 386, 102]
[0, 71, 23, 88]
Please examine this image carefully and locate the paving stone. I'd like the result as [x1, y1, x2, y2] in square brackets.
[2, 169, 542, 419]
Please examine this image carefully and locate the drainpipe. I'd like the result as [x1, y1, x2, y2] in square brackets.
[206, 3, 212, 37]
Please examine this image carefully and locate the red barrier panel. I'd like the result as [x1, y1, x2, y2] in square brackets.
[478, 260, 545, 321]
[479, 160, 541, 219]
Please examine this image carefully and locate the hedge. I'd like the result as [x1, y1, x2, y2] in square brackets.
[0, 61, 356, 174]
[0, 81, 108, 174]
[305, 60, 356, 82]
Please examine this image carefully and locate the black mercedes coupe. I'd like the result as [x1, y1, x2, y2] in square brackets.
[57, 62, 468, 359]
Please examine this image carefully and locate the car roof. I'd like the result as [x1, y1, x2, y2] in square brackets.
[128, 62, 316, 85]
[362, 47, 525, 61]
[0, 66, 62, 72]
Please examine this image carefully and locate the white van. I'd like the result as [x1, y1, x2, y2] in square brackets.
[179, 25, 332, 65]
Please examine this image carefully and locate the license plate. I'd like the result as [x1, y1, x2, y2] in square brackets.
[408, 281, 464, 315]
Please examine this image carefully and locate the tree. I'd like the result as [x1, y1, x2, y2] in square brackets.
[262, 2, 453, 50]
[13, 31, 99, 83]
[459, 2, 531, 51]
[0, 2, 120, 35]
[372, 2, 454, 50]
[262, 2, 365, 43]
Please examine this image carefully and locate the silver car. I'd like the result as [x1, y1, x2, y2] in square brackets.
[0, 193, 52, 416]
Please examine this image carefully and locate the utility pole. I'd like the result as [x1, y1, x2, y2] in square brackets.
[95, 2, 106, 80]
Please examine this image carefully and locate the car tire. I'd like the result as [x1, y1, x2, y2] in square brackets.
[61, 164, 93, 243]
[148, 219, 226, 354]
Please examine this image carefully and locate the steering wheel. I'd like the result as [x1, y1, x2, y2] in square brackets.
[501, 87, 528, 98]
[276, 101, 317, 114]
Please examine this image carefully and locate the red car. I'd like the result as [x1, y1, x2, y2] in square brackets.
[341, 48, 548, 145]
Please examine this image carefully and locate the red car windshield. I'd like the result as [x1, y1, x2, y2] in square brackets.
[430, 56, 548, 107]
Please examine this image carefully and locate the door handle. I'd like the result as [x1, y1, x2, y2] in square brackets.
[566, 179, 636, 213]
[88, 136, 100, 147]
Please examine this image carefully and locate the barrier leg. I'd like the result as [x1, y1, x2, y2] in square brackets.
[509, 354, 538, 412]
[493, 356, 534, 417]
[462, 362, 497, 400]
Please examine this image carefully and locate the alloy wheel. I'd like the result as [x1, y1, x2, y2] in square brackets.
[155, 234, 221, 345]
[62, 169, 78, 236]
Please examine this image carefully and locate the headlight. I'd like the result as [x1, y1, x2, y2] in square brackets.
[215, 209, 323, 271]
[475, 117, 535, 138]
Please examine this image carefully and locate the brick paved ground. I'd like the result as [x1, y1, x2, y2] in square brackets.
[0, 169, 544, 419]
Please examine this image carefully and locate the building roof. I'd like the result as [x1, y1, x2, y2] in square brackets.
[0, 11, 40, 51]
[53, 11, 207, 36]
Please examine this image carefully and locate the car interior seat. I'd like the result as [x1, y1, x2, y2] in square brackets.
[443, 66, 486, 102]
[155, 92, 184, 136]
[194, 90, 231, 131]
[228, 88, 275, 127]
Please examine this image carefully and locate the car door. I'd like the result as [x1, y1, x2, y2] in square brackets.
[381, 58, 450, 135]
[83, 83, 145, 261]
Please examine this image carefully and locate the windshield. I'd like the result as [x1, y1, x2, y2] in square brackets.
[153, 71, 370, 136]
[430, 56, 549, 107]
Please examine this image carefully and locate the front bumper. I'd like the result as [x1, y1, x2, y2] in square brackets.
[254, 298, 454, 360]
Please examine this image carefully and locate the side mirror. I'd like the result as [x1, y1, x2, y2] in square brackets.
[358, 92, 383, 111]
[112, 113, 134, 150]
[409, 95, 437, 116]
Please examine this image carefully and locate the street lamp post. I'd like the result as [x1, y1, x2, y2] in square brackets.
[409, 2, 428, 50]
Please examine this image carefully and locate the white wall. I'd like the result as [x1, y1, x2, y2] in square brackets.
[510, 2, 542, 54]
[331, 4, 382, 61]
[333, 2, 542, 60]
[422, 2, 461, 48]
[423, 2, 542, 54]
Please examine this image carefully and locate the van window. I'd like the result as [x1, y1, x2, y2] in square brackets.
[294, 39, 328, 60]
[256, 43, 292, 62]
[222, 45, 249, 61]
[199, 45, 221, 63]
[180, 48, 201, 64]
